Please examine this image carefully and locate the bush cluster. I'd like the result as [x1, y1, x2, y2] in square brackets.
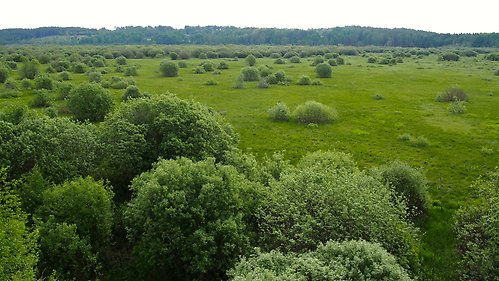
[436, 87, 468, 102]
[293, 101, 338, 124]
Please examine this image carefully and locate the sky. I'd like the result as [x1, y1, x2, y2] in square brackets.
[1, 0, 498, 34]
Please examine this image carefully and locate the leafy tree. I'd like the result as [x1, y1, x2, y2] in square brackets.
[68, 82, 113, 122]
[246, 54, 257, 66]
[315, 62, 332, 78]
[455, 169, 498, 281]
[125, 158, 263, 281]
[0, 167, 38, 281]
[229, 240, 412, 281]
[99, 94, 238, 191]
[441, 53, 460, 61]
[159, 60, 179, 77]
[0, 117, 99, 183]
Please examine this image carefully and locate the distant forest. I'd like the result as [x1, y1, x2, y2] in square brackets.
[0, 26, 498, 47]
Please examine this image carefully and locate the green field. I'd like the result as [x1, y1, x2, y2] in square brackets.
[1, 48, 498, 280]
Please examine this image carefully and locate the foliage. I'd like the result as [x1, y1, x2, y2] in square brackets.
[30, 90, 52, 108]
[398, 133, 430, 148]
[315, 62, 332, 78]
[296, 75, 312, 85]
[246, 54, 257, 66]
[455, 169, 498, 281]
[436, 87, 468, 102]
[0, 117, 99, 183]
[115, 55, 127, 65]
[122, 85, 142, 101]
[202, 61, 214, 72]
[254, 151, 421, 272]
[99, 94, 238, 190]
[448, 100, 467, 114]
[71, 62, 87, 73]
[0, 167, 39, 281]
[274, 58, 285, 64]
[124, 64, 139, 76]
[240, 67, 260, 81]
[229, 240, 412, 281]
[34, 74, 53, 90]
[257, 79, 269, 88]
[68, 82, 113, 122]
[58, 71, 71, 81]
[374, 161, 429, 219]
[233, 75, 244, 88]
[205, 78, 218, 86]
[159, 60, 179, 77]
[293, 101, 338, 124]
[88, 71, 102, 83]
[20, 61, 40, 79]
[218, 61, 229, 69]
[288, 56, 301, 63]
[268, 102, 290, 121]
[0, 65, 8, 83]
[169, 52, 178, 60]
[125, 158, 263, 281]
[440, 53, 460, 61]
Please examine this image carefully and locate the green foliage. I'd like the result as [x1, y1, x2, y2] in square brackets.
[193, 66, 205, 74]
[0, 66, 8, 83]
[88, 71, 102, 83]
[30, 90, 52, 108]
[448, 100, 467, 114]
[274, 58, 285, 64]
[20, 61, 40, 80]
[289, 55, 301, 63]
[436, 87, 468, 102]
[0, 167, 39, 281]
[169, 52, 178, 60]
[0, 117, 99, 183]
[159, 60, 179, 77]
[315, 62, 332, 78]
[217, 61, 229, 70]
[125, 158, 262, 281]
[254, 151, 421, 272]
[373, 93, 385, 100]
[71, 62, 87, 73]
[0, 105, 28, 125]
[4, 79, 17, 90]
[122, 85, 142, 101]
[268, 102, 290, 121]
[115, 55, 127, 65]
[58, 71, 71, 81]
[68, 82, 113, 122]
[34, 74, 53, 90]
[455, 169, 498, 281]
[202, 61, 214, 72]
[233, 75, 245, 89]
[124, 64, 139, 76]
[258, 65, 273, 77]
[229, 240, 412, 281]
[336, 57, 345, 65]
[374, 161, 429, 219]
[257, 79, 270, 88]
[246, 54, 257, 66]
[99, 94, 238, 190]
[296, 75, 311, 85]
[240, 67, 260, 81]
[293, 101, 338, 124]
[441, 53, 460, 61]
[205, 78, 218, 86]
[398, 133, 430, 148]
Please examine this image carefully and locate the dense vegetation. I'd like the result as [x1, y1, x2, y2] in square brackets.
[0, 26, 497, 47]
[0, 44, 497, 281]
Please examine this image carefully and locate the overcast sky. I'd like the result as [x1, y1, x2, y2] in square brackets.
[1, 0, 498, 34]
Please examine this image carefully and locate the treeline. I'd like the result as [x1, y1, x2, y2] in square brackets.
[0, 25, 498, 47]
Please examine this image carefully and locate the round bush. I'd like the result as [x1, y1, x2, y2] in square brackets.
[20, 61, 40, 79]
[159, 60, 179, 77]
[268, 102, 290, 121]
[169, 52, 178, 60]
[240, 67, 260, 81]
[202, 61, 214, 72]
[246, 54, 257, 66]
[68, 82, 113, 122]
[0, 66, 9, 83]
[122, 85, 142, 101]
[436, 87, 468, 102]
[315, 63, 332, 78]
[115, 55, 127, 65]
[88, 71, 102, 83]
[58, 71, 71, 81]
[34, 75, 53, 90]
[441, 53, 460, 61]
[297, 75, 312, 85]
[274, 58, 285, 64]
[293, 101, 338, 124]
[289, 55, 301, 63]
[71, 62, 87, 73]
[217, 61, 229, 70]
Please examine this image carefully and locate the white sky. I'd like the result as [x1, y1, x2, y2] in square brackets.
[1, 0, 498, 34]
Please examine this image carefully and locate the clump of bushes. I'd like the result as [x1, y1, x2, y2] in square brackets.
[440, 53, 460, 61]
[115, 55, 127, 65]
[246, 54, 256, 66]
[122, 85, 142, 101]
[204, 79, 218, 86]
[448, 100, 467, 114]
[293, 101, 338, 124]
[159, 60, 179, 77]
[124, 65, 139, 76]
[217, 61, 229, 70]
[193, 66, 205, 74]
[68, 82, 113, 122]
[240, 67, 260, 81]
[88, 71, 102, 83]
[34, 75, 53, 90]
[398, 133, 430, 148]
[233, 75, 244, 89]
[31, 90, 52, 108]
[268, 102, 290, 121]
[436, 87, 468, 102]
[0, 66, 9, 83]
[257, 79, 270, 88]
[315, 63, 332, 78]
[296, 75, 312, 85]
[201, 61, 214, 72]
[289, 56, 301, 63]
[274, 58, 285, 64]
[58, 71, 71, 81]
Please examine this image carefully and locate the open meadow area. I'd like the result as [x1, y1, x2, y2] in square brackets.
[1, 45, 498, 280]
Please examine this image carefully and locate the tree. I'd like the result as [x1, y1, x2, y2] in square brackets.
[0, 167, 38, 281]
[68, 82, 113, 122]
[159, 60, 179, 77]
[125, 158, 263, 281]
[246, 54, 256, 66]
[315, 62, 332, 78]
[99, 94, 238, 191]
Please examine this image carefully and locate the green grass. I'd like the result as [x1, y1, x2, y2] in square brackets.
[1, 52, 498, 280]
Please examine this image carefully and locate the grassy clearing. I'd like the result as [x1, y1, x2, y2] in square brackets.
[1, 51, 498, 280]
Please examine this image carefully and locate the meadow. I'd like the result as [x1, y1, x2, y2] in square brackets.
[1, 46, 498, 280]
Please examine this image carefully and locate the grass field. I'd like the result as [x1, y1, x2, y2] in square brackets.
[1, 51, 498, 280]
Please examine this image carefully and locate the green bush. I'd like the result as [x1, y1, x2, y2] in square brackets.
[233, 75, 244, 89]
[229, 240, 412, 281]
[274, 58, 285, 64]
[312, 56, 325, 66]
[88, 71, 102, 83]
[115, 55, 127, 65]
[193, 66, 205, 74]
[374, 161, 429, 219]
[293, 101, 338, 124]
[217, 61, 229, 70]
[34, 75, 53, 90]
[4, 79, 16, 90]
[315, 62, 332, 78]
[205, 79, 218, 86]
[31, 90, 52, 108]
[240, 67, 260, 81]
[441, 53, 460, 61]
[202, 61, 214, 72]
[268, 102, 290, 121]
[124, 65, 139, 76]
[398, 134, 430, 148]
[455, 169, 498, 280]
[125, 158, 262, 280]
[436, 87, 468, 102]
[58, 71, 71, 81]
[20, 61, 40, 79]
[257, 79, 270, 88]
[178, 61, 188, 68]
[72, 62, 87, 73]
[495, 69, 499, 76]
[0, 66, 8, 83]
[169, 52, 178, 60]
[297, 75, 312, 85]
[336, 57, 345, 65]
[68, 82, 113, 122]
[246, 54, 257, 66]
[258, 65, 273, 77]
[289, 55, 301, 63]
[159, 60, 179, 77]
[122, 85, 142, 101]
[448, 100, 467, 114]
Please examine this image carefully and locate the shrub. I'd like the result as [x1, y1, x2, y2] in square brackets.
[68, 82, 113, 122]
[274, 58, 285, 64]
[205, 79, 218, 86]
[34, 75, 53, 90]
[455, 169, 498, 280]
[159, 60, 179, 77]
[4, 79, 16, 90]
[297, 75, 312, 85]
[398, 134, 430, 148]
[202, 61, 214, 72]
[328, 59, 338, 66]
[240, 67, 260, 81]
[257, 79, 270, 88]
[122, 85, 142, 101]
[441, 53, 460, 61]
[88, 71, 102, 83]
[31, 90, 52, 108]
[270, 52, 281, 58]
[0, 66, 8, 83]
[124, 65, 138, 76]
[258, 65, 273, 77]
[178, 61, 188, 68]
[283, 51, 299, 58]
[312, 56, 325, 66]
[436, 87, 468, 102]
[193, 66, 205, 74]
[495, 69, 499, 76]
[448, 100, 467, 114]
[268, 102, 290, 121]
[336, 57, 345, 65]
[374, 161, 429, 219]
[198, 52, 208, 59]
[289, 55, 301, 63]
[217, 61, 229, 69]
[311, 79, 322, 85]
[233, 75, 244, 89]
[368, 57, 377, 63]
[21, 78, 32, 89]
[58, 71, 71, 81]
[125, 158, 262, 280]
[315, 63, 332, 78]
[373, 93, 385, 100]
[20, 61, 40, 79]
[72, 62, 87, 73]
[169, 52, 178, 60]
[207, 51, 219, 59]
[293, 101, 338, 124]
[274, 71, 287, 83]
[246, 54, 257, 66]
[115, 55, 127, 65]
